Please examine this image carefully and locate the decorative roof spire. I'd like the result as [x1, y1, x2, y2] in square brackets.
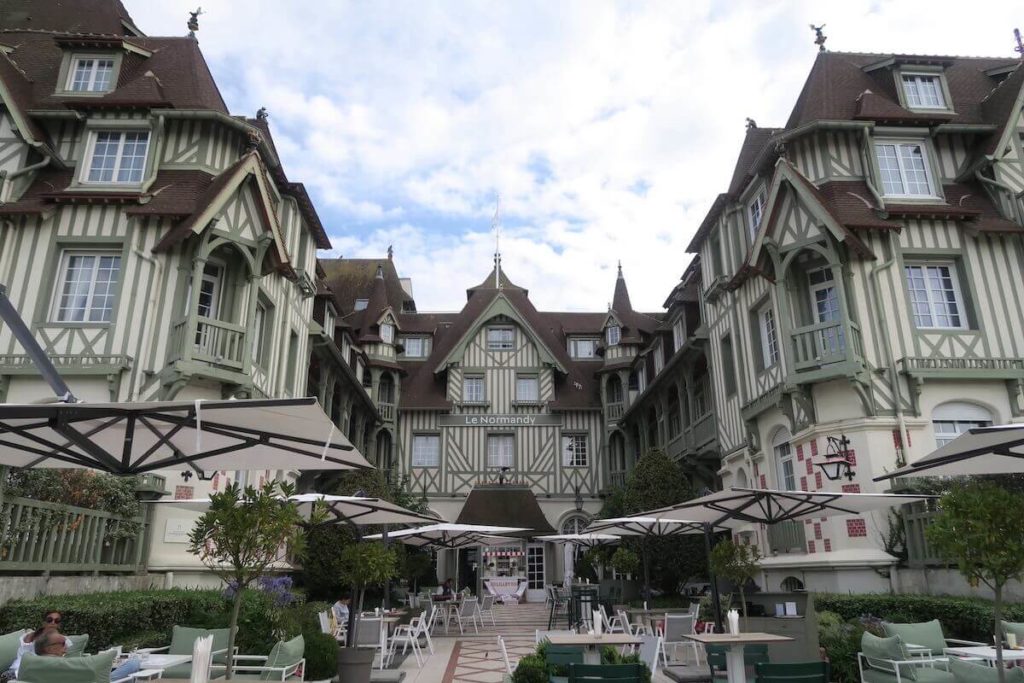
[745, 117, 757, 130]
[617, 260, 623, 278]
[809, 24, 827, 52]
[387, 244, 394, 260]
[1015, 28, 1023, 59]
[256, 107, 268, 121]
[492, 194, 502, 289]
[187, 7, 203, 37]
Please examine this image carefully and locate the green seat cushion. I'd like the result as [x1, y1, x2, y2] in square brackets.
[914, 668, 957, 683]
[260, 635, 304, 681]
[950, 657, 1024, 683]
[0, 629, 25, 671]
[883, 621, 946, 656]
[65, 633, 90, 657]
[862, 632, 917, 681]
[18, 649, 115, 683]
[166, 625, 231, 677]
[162, 662, 226, 680]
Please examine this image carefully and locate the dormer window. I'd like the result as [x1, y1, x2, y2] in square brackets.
[82, 130, 150, 184]
[874, 141, 936, 198]
[354, 299, 368, 311]
[401, 336, 430, 358]
[568, 337, 599, 359]
[901, 73, 946, 110]
[606, 325, 621, 346]
[380, 322, 395, 344]
[747, 188, 767, 239]
[68, 55, 115, 92]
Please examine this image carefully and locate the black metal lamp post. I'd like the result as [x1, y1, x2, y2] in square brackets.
[816, 434, 856, 481]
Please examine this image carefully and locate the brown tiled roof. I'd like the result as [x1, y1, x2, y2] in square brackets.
[813, 180, 899, 231]
[686, 193, 729, 254]
[0, 0, 140, 35]
[727, 125, 782, 195]
[555, 312, 606, 335]
[467, 265, 526, 299]
[321, 259, 416, 319]
[979, 63, 1024, 156]
[283, 182, 331, 249]
[0, 50, 48, 144]
[456, 485, 555, 536]
[852, 90, 948, 124]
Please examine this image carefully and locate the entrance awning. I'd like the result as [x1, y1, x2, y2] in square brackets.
[455, 485, 555, 537]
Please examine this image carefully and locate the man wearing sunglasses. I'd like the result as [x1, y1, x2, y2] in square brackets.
[31, 629, 141, 681]
[0, 610, 73, 682]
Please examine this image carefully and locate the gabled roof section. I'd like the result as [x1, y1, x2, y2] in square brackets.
[151, 152, 291, 268]
[431, 291, 569, 375]
[466, 264, 527, 299]
[321, 258, 416, 317]
[980, 62, 1024, 158]
[0, 0, 142, 35]
[728, 125, 783, 195]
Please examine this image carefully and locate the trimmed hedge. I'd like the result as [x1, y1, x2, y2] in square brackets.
[814, 593, 1024, 645]
[0, 589, 331, 655]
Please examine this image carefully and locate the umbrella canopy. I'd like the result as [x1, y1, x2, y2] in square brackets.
[365, 523, 528, 549]
[636, 487, 936, 527]
[0, 397, 370, 474]
[875, 424, 1024, 481]
[585, 517, 708, 537]
[534, 533, 621, 548]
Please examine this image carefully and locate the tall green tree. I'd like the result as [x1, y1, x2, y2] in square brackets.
[926, 481, 1024, 682]
[189, 480, 313, 680]
[709, 539, 761, 622]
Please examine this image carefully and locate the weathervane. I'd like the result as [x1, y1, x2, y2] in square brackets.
[187, 7, 204, 37]
[1015, 28, 1023, 59]
[810, 24, 827, 52]
[492, 194, 502, 288]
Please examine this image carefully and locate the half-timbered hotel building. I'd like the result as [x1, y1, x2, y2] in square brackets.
[0, 1, 375, 584]
[674, 49, 1024, 594]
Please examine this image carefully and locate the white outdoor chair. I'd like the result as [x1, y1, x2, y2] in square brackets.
[456, 596, 480, 634]
[616, 609, 645, 636]
[600, 604, 627, 634]
[638, 634, 665, 674]
[661, 613, 702, 667]
[478, 594, 497, 627]
[497, 635, 513, 675]
[355, 616, 386, 669]
[388, 609, 427, 667]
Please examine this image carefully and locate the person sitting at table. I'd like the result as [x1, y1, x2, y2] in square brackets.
[332, 593, 351, 628]
[0, 609, 75, 682]
[439, 578, 454, 597]
[32, 630, 142, 681]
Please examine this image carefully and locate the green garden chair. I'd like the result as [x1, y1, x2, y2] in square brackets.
[568, 663, 646, 683]
[857, 631, 954, 683]
[138, 625, 231, 679]
[216, 634, 305, 681]
[547, 644, 585, 683]
[948, 657, 1024, 683]
[706, 644, 769, 678]
[754, 661, 829, 683]
[883, 619, 983, 660]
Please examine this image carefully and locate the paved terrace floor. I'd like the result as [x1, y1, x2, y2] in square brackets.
[396, 602, 689, 683]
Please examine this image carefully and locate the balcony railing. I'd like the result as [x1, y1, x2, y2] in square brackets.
[904, 501, 946, 568]
[169, 316, 248, 371]
[608, 471, 627, 489]
[379, 402, 395, 422]
[767, 520, 807, 554]
[790, 320, 862, 372]
[0, 495, 148, 572]
[691, 412, 716, 448]
[606, 403, 624, 420]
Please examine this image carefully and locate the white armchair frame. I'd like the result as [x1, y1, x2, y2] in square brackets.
[217, 655, 306, 681]
[857, 652, 950, 683]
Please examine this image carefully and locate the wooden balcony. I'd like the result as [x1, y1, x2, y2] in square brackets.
[0, 495, 148, 572]
[767, 520, 806, 554]
[606, 402, 624, 421]
[788, 320, 863, 380]
[169, 316, 248, 372]
[608, 471, 627, 489]
[379, 402, 395, 422]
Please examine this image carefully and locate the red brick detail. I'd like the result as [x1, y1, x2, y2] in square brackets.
[814, 472, 823, 489]
[846, 518, 868, 537]
[796, 444, 804, 461]
[824, 539, 832, 552]
[760, 474, 767, 489]
[800, 477, 808, 491]
[808, 540, 816, 553]
[842, 484, 861, 493]
[174, 485, 194, 500]
[845, 449, 857, 466]
[805, 458, 813, 475]
[810, 439, 818, 457]
[814, 523, 822, 540]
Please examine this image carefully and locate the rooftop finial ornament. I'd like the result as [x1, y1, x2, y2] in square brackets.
[810, 24, 827, 52]
[256, 107, 269, 121]
[1015, 28, 1023, 59]
[492, 194, 502, 289]
[187, 7, 203, 37]
[745, 117, 757, 130]
[387, 244, 394, 260]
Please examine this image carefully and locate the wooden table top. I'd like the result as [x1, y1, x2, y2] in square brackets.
[684, 632, 794, 645]
[547, 633, 642, 646]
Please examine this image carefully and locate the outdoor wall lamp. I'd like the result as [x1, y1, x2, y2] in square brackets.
[574, 485, 585, 512]
[816, 434, 856, 481]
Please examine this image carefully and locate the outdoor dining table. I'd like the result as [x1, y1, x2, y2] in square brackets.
[944, 645, 1024, 664]
[683, 633, 793, 683]
[546, 633, 642, 664]
[135, 653, 192, 670]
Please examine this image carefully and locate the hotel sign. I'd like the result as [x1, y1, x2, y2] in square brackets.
[440, 414, 563, 427]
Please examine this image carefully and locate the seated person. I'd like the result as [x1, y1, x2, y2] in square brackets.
[439, 578, 454, 597]
[1, 610, 73, 682]
[332, 593, 351, 629]
[34, 631, 140, 681]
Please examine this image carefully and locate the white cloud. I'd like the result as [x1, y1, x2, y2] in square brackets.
[131, 0, 1022, 311]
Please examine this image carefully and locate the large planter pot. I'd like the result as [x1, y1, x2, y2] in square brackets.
[337, 646, 376, 683]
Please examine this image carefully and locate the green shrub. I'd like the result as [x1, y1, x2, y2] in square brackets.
[302, 631, 338, 681]
[512, 653, 549, 683]
[817, 611, 866, 683]
[814, 593, 1024, 644]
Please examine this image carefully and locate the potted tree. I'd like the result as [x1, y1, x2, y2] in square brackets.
[336, 541, 399, 683]
[709, 539, 761, 629]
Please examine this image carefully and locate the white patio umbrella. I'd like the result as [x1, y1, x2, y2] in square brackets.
[875, 424, 1024, 481]
[0, 397, 370, 474]
[534, 533, 622, 548]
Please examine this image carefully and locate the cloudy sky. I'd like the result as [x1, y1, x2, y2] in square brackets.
[131, 1, 1020, 312]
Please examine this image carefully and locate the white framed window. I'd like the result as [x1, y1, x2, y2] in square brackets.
[401, 336, 430, 358]
[562, 434, 588, 467]
[654, 345, 664, 374]
[568, 337, 599, 359]
[463, 375, 485, 403]
[773, 429, 795, 491]
[67, 55, 115, 92]
[82, 130, 150, 184]
[411, 434, 440, 467]
[52, 250, 121, 322]
[515, 375, 539, 402]
[380, 322, 395, 344]
[874, 141, 935, 197]
[487, 326, 514, 350]
[904, 263, 966, 329]
[606, 325, 621, 346]
[748, 188, 767, 239]
[932, 402, 993, 447]
[672, 319, 686, 352]
[323, 307, 336, 337]
[354, 298, 368, 311]
[808, 268, 844, 356]
[487, 434, 514, 469]
[901, 73, 946, 109]
[252, 301, 269, 365]
[758, 304, 779, 369]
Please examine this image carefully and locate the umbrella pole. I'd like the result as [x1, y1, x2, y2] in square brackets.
[703, 523, 724, 633]
[382, 529, 390, 611]
[455, 547, 460, 592]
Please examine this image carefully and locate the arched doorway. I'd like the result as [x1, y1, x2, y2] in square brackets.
[375, 429, 393, 472]
[560, 514, 591, 585]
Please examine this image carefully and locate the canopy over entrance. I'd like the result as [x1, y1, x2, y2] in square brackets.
[455, 485, 555, 536]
